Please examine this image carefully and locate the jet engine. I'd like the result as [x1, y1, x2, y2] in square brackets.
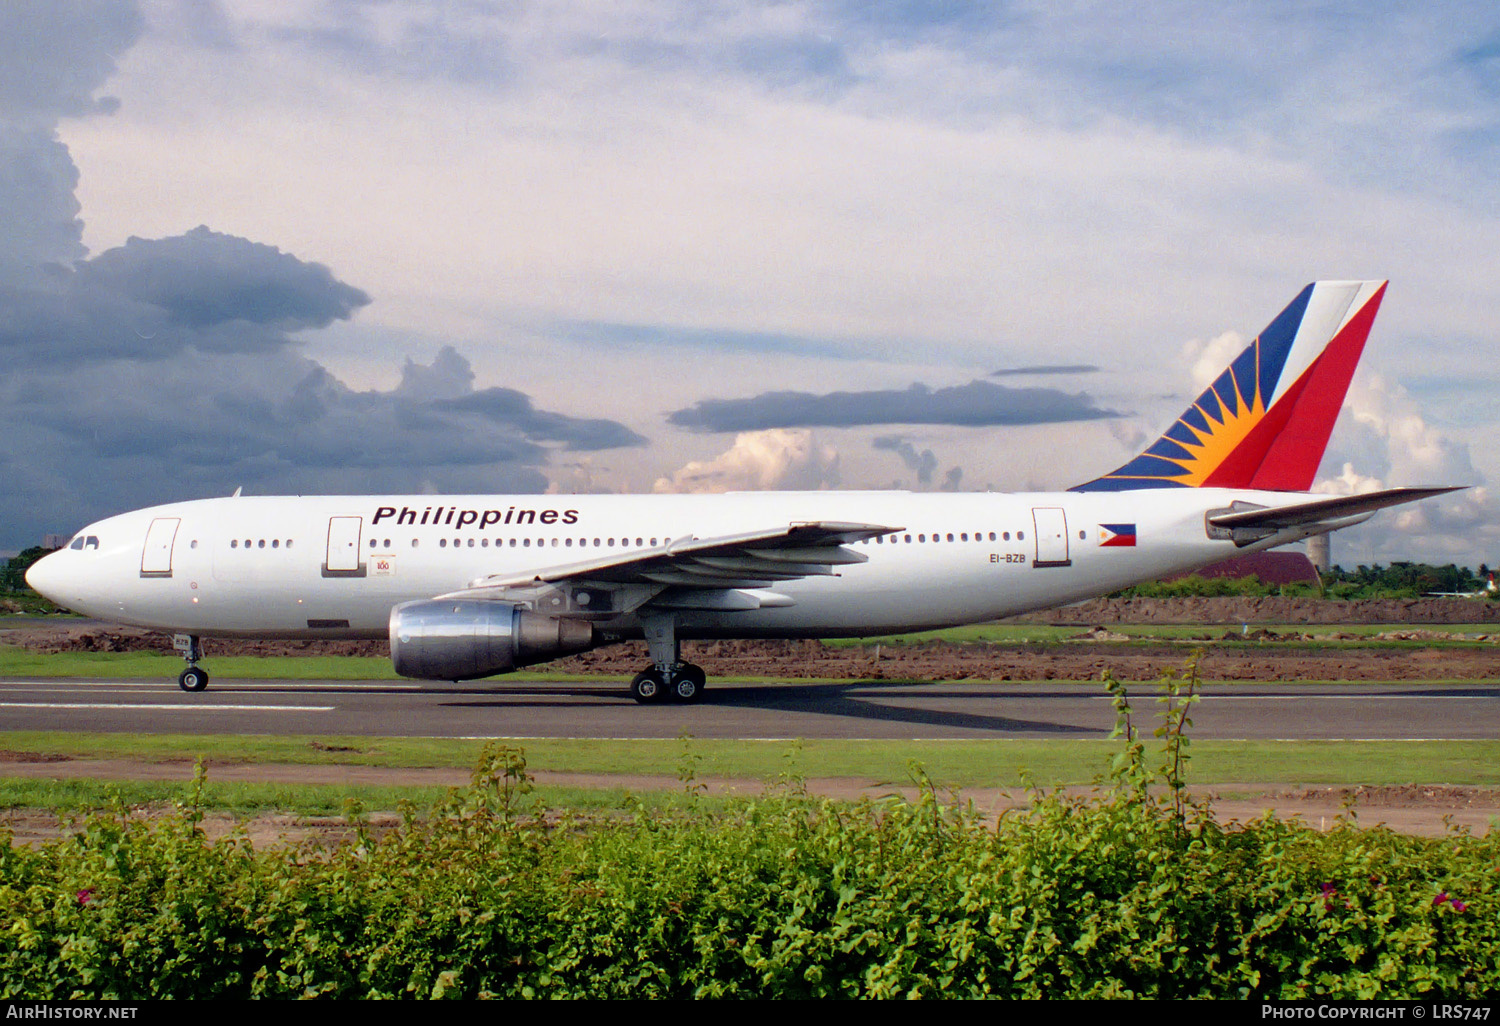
[389, 599, 596, 680]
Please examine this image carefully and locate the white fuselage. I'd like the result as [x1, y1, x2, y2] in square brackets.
[27, 488, 1301, 642]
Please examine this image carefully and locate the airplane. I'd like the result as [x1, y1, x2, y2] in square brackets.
[26, 280, 1459, 705]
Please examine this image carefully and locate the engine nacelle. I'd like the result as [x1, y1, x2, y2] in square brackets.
[389, 599, 596, 681]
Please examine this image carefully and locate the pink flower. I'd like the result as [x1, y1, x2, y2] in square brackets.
[1452, 899, 1468, 913]
[76, 888, 93, 905]
[1434, 891, 1449, 906]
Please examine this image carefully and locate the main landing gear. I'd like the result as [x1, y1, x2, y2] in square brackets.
[174, 633, 209, 692]
[630, 614, 706, 704]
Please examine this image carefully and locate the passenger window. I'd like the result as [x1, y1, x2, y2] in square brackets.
[1018, 531, 1025, 540]
[1003, 532, 1010, 541]
[257, 539, 265, 548]
[918, 534, 926, 542]
[440, 539, 447, 548]
[271, 539, 279, 549]
[230, 539, 238, 549]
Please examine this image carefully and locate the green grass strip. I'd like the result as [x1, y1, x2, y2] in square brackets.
[3, 732, 1498, 789]
[0, 778, 702, 816]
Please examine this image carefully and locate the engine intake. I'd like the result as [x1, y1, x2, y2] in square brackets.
[389, 599, 595, 680]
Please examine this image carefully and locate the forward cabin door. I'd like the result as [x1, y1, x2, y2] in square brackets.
[323, 516, 366, 577]
[1030, 507, 1072, 568]
[140, 517, 180, 578]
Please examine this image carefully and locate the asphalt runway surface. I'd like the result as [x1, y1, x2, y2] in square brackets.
[1, 676, 1497, 740]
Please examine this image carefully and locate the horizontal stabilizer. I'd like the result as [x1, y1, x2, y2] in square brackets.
[1207, 487, 1463, 531]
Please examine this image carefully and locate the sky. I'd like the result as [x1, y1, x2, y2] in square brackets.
[3, 0, 1499, 568]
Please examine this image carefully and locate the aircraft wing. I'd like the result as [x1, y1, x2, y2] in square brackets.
[438, 521, 901, 611]
[1207, 486, 1463, 532]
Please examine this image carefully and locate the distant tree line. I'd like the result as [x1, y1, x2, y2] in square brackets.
[1, 546, 55, 594]
[1115, 561, 1495, 600]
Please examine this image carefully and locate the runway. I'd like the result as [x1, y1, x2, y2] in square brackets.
[1, 676, 1497, 740]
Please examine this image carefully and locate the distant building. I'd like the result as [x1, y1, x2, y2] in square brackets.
[1167, 550, 1320, 587]
[1306, 533, 1331, 572]
[42, 534, 69, 550]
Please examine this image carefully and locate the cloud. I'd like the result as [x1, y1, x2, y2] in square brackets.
[872, 434, 938, 485]
[991, 364, 1099, 376]
[1, 346, 647, 544]
[1314, 373, 1500, 563]
[668, 379, 1120, 432]
[0, 6, 645, 548]
[77, 226, 371, 330]
[1, 226, 373, 367]
[653, 429, 839, 493]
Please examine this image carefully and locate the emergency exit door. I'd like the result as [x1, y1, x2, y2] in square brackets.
[140, 518, 180, 578]
[1031, 507, 1072, 568]
[323, 516, 366, 577]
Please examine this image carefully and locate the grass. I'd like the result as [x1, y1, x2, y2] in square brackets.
[2, 731, 1498, 806]
[0, 777, 707, 817]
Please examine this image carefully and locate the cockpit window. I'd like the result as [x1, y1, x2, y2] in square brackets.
[85, 536, 99, 549]
[69, 537, 83, 550]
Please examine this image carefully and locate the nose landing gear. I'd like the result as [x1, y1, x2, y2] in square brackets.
[173, 634, 209, 692]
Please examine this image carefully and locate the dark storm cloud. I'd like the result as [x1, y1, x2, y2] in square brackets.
[668, 379, 1120, 432]
[872, 435, 938, 485]
[991, 364, 1100, 376]
[445, 389, 647, 452]
[0, 1, 141, 123]
[3, 346, 648, 544]
[0, 1, 646, 549]
[77, 227, 371, 330]
[1, 227, 371, 366]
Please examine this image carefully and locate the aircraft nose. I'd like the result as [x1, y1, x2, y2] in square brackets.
[24, 550, 67, 603]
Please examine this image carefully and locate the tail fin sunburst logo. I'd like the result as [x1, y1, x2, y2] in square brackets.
[1074, 281, 1387, 493]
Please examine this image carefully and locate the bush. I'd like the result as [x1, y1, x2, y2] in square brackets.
[3, 681, 1496, 999]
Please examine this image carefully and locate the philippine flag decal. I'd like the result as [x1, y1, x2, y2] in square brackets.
[1099, 523, 1137, 547]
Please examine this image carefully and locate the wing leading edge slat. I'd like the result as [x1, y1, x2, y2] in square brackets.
[451, 520, 902, 595]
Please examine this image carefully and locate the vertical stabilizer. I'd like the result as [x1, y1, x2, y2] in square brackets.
[1072, 280, 1386, 492]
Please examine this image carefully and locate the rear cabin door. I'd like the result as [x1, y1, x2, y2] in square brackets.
[1030, 507, 1072, 568]
[323, 516, 366, 577]
[141, 517, 180, 578]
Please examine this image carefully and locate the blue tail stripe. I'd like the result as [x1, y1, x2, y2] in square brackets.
[1197, 384, 1224, 424]
[1145, 437, 1194, 460]
[1179, 406, 1211, 435]
[1164, 420, 1200, 444]
[1211, 368, 1240, 417]
[1254, 283, 1314, 402]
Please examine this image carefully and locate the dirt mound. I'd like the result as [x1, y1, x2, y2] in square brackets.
[1016, 596, 1500, 625]
[7, 598, 1500, 681]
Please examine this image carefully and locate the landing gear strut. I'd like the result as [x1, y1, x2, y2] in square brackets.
[174, 634, 209, 692]
[630, 614, 707, 704]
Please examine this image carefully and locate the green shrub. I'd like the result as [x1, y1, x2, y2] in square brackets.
[3, 671, 1495, 999]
